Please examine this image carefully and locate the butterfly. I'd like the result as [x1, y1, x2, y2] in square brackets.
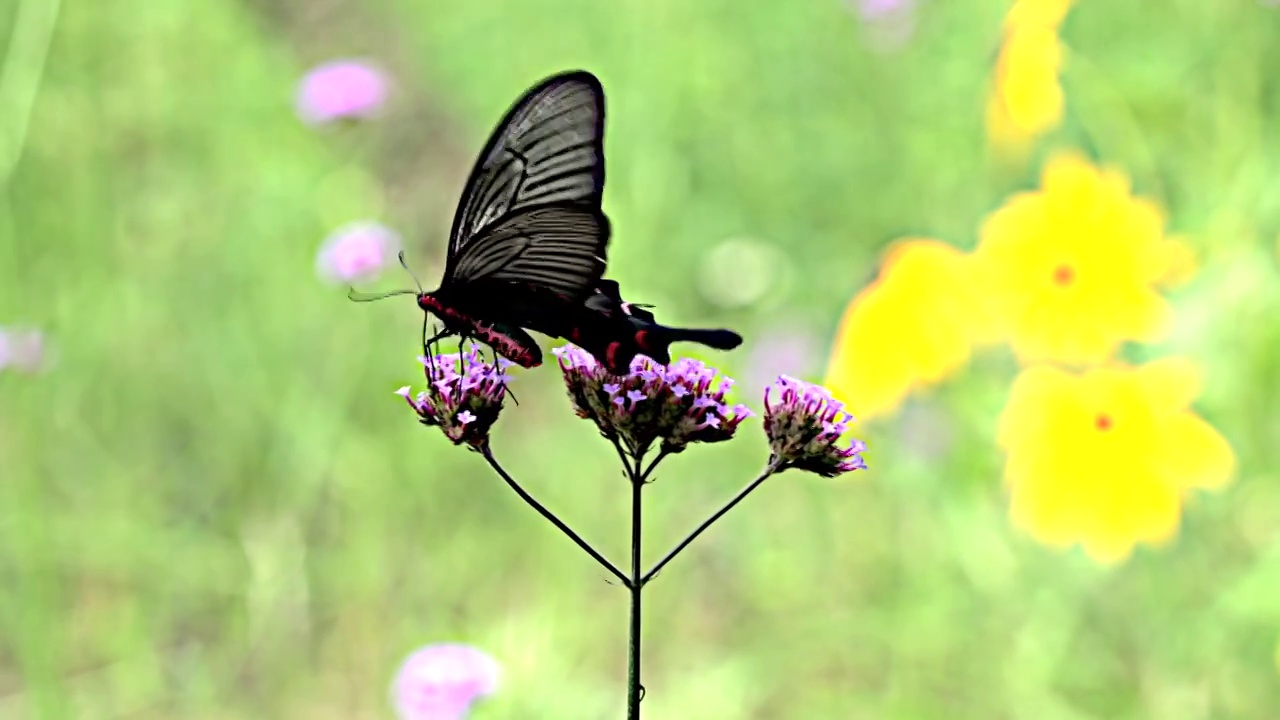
[352, 70, 741, 370]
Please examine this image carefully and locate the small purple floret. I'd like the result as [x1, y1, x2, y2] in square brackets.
[763, 375, 867, 477]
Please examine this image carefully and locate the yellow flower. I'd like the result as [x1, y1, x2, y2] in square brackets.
[998, 358, 1235, 564]
[974, 152, 1192, 365]
[986, 0, 1074, 149]
[825, 240, 996, 420]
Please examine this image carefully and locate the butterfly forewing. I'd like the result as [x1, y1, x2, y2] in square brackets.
[446, 71, 605, 276]
[449, 204, 609, 297]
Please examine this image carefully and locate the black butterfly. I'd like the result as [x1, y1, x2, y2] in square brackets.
[353, 70, 740, 370]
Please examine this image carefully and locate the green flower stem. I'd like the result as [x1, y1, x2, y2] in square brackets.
[623, 444, 669, 720]
[641, 461, 781, 586]
[479, 445, 630, 588]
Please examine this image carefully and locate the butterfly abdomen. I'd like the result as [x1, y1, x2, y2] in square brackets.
[419, 292, 543, 368]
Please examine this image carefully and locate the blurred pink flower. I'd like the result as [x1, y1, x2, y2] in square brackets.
[296, 59, 389, 125]
[852, 0, 916, 52]
[742, 322, 819, 393]
[0, 327, 49, 374]
[896, 400, 954, 463]
[315, 221, 401, 285]
[391, 644, 500, 720]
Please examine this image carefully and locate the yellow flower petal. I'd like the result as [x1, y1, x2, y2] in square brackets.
[1158, 413, 1236, 491]
[825, 287, 917, 420]
[825, 240, 988, 420]
[1134, 357, 1201, 414]
[998, 365, 1069, 449]
[998, 361, 1233, 564]
[988, 25, 1065, 145]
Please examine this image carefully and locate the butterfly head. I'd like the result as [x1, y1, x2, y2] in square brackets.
[416, 292, 446, 316]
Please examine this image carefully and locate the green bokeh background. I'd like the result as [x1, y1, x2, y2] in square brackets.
[3, 0, 1280, 717]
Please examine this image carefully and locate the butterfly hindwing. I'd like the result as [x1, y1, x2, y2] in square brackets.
[446, 71, 605, 277]
[447, 204, 609, 298]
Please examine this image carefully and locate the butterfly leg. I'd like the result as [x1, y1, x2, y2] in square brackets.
[421, 324, 454, 379]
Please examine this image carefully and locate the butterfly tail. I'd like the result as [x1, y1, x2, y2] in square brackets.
[634, 325, 743, 366]
[662, 327, 743, 351]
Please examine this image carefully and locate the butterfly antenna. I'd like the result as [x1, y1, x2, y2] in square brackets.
[399, 251, 424, 293]
[347, 288, 418, 302]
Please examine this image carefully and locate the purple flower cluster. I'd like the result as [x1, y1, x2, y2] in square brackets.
[391, 643, 500, 720]
[397, 350, 511, 447]
[764, 375, 867, 477]
[552, 345, 752, 456]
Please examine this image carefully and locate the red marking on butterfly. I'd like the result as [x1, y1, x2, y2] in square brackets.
[605, 341, 623, 371]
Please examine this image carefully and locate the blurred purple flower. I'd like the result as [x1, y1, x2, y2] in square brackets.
[0, 327, 49, 374]
[391, 643, 500, 720]
[397, 350, 513, 447]
[851, 0, 916, 52]
[896, 400, 953, 463]
[316, 221, 400, 285]
[741, 322, 819, 393]
[553, 345, 752, 456]
[296, 59, 389, 125]
[764, 375, 867, 477]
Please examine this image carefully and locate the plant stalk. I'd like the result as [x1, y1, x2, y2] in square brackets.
[480, 446, 630, 588]
[626, 454, 644, 719]
[641, 463, 779, 586]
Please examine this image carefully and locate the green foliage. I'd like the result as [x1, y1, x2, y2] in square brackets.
[2, 0, 1278, 717]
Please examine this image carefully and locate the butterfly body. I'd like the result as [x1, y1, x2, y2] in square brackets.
[416, 288, 545, 368]
[473, 279, 743, 373]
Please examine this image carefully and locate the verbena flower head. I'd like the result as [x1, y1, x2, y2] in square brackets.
[391, 643, 500, 720]
[397, 350, 511, 448]
[552, 345, 752, 457]
[316, 221, 401, 285]
[296, 59, 389, 125]
[764, 375, 867, 477]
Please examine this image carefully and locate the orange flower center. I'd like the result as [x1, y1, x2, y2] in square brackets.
[1095, 413, 1113, 431]
[1053, 263, 1075, 287]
